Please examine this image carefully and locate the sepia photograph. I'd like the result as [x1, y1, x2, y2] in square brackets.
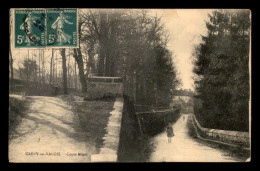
[8, 8, 251, 163]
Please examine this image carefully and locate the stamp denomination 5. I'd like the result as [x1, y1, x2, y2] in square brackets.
[13, 8, 78, 48]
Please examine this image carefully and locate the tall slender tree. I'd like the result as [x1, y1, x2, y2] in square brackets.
[61, 48, 68, 94]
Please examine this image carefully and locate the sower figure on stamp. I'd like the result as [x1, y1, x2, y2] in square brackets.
[166, 122, 174, 143]
[51, 11, 73, 45]
[20, 12, 40, 46]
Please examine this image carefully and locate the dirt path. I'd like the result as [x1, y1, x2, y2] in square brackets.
[9, 96, 91, 163]
[149, 114, 239, 162]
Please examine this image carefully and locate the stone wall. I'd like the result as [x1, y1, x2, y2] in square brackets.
[87, 77, 123, 98]
[191, 114, 250, 146]
[91, 98, 124, 162]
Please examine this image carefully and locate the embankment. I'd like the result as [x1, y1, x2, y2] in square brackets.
[190, 114, 250, 148]
[117, 95, 145, 162]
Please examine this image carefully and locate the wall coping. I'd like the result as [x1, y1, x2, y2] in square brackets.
[192, 114, 249, 138]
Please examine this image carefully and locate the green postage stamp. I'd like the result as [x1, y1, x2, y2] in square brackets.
[46, 9, 78, 47]
[14, 9, 45, 48]
[14, 8, 78, 48]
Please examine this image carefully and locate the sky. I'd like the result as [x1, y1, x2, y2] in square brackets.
[150, 9, 212, 91]
[11, 9, 213, 91]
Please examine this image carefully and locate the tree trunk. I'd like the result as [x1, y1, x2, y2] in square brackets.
[50, 49, 53, 85]
[55, 54, 58, 84]
[38, 50, 41, 83]
[9, 48, 14, 92]
[74, 59, 77, 89]
[41, 50, 45, 84]
[9, 11, 14, 88]
[87, 43, 96, 75]
[105, 50, 110, 76]
[110, 55, 115, 77]
[98, 41, 106, 76]
[98, 13, 108, 76]
[9, 48, 13, 81]
[67, 54, 70, 88]
[109, 19, 117, 77]
[73, 48, 87, 93]
[61, 48, 68, 94]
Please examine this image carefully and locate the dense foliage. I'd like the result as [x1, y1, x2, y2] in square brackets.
[76, 9, 180, 107]
[193, 10, 250, 131]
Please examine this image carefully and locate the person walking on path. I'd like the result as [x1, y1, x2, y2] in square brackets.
[166, 122, 174, 143]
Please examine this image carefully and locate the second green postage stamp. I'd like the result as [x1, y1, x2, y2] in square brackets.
[46, 8, 78, 48]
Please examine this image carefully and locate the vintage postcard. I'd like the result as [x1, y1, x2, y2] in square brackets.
[9, 8, 251, 163]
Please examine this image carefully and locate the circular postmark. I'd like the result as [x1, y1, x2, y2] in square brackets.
[21, 10, 45, 46]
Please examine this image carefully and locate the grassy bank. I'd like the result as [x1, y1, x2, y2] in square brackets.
[61, 95, 115, 155]
[9, 96, 31, 140]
